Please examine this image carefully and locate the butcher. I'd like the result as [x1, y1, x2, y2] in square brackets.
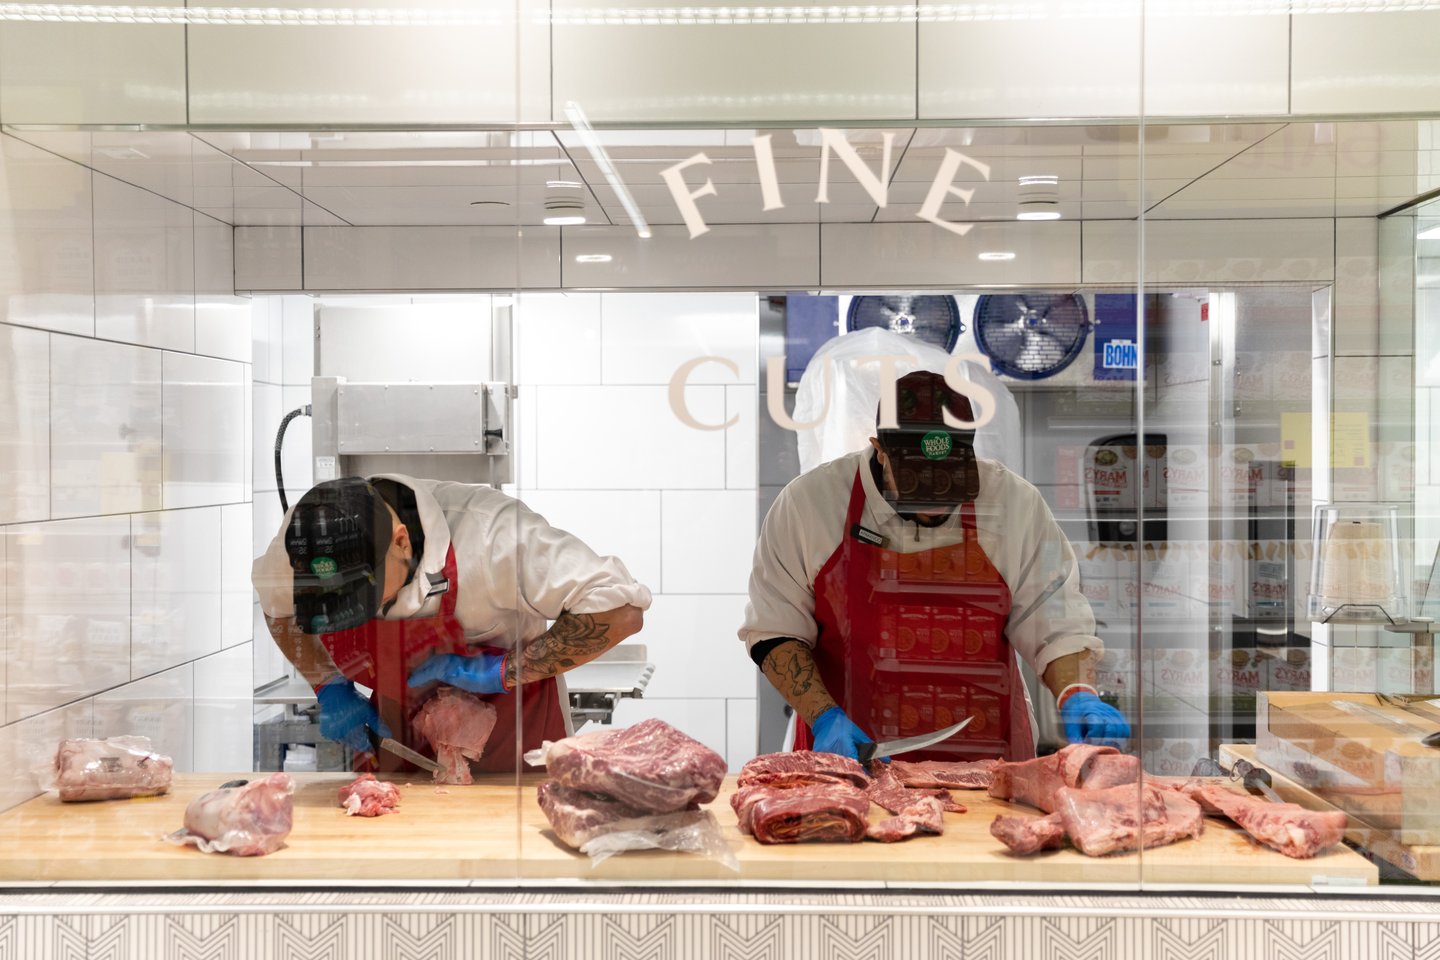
[740, 370, 1129, 762]
[253, 475, 651, 773]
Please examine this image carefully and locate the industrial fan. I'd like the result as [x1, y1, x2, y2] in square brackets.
[846, 295, 963, 352]
[972, 292, 1090, 380]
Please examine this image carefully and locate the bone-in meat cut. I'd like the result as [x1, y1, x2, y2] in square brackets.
[988, 744, 1141, 813]
[866, 795, 946, 843]
[541, 718, 727, 813]
[865, 766, 965, 815]
[411, 687, 499, 785]
[1055, 783, 1204, 857]
[168, 773, 295, 856]
[990, 812, 1067, 855]
[1181, 783, 1347, 859]
[53, 736, 173, 802]
[536, 781, 648, 848]
[884, 759, 997, 791]
[338, 773, 401, 817]
[737, 751, 871, 789]
[735, 783, 871, 844]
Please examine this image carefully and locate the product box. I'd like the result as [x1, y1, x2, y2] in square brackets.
[1143, 736, 1208, 778]
[1208, 540, 1249, 619]
[1145, 442, 1167, 511]
[1141, 541, 1206, 622]
[1079, 578, 1118, 625]
[1263, 646, 1313, 692]
[1380, 442, 1418, 502]
[1234, 352, 1274, 404]
[1212, 646, 1264, 705]
[1083, 445, 1137, 511]
[1218, 443, 1264, 506]
[1248, 539, 1289, 621]
[1152, 645, 1208, 705]
[1162, 444, 1207, 509]
[1093, 646, 1141, 704]
[1257, 691, 1440, 843]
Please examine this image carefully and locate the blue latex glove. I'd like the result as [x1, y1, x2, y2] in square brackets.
[407, 652, 509, 695]
[315, 678, 392, 754]
[811, 706, 878, 761]
[1061, 691, 1131, 745]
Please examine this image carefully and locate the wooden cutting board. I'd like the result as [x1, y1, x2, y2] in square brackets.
[0, 773, 1377, 884]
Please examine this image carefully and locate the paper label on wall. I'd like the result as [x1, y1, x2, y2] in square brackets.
[1280, 412, 1312, 469]
[315, 456, 338, 482]
[1331, 412, 1372, 468]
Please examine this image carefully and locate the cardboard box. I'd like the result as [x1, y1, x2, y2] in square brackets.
[1219, 443, 1264, 505]
[1083, 446, 1137, 511]
[1144, 443, 1167, 511]
[1248, 539, 1288, 621]
[1152, 645, 1208, 704]
[1163, 444, 1206, 509]
[1263, 646, 1313, 692]
[1257, 691, 1440, 844]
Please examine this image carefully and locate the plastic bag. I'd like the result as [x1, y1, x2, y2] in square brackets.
[164, 773, 295, 857]
[49, 736, 173, 802]
[792, 328, 1021, 475]
[579, 810, 740, 872]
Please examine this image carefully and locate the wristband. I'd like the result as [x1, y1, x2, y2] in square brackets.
[1055, 682, 1099, 711]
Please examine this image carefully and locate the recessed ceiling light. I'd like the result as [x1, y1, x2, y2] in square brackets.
[575, 254, 613, 263]
[1016, 200, 1061, 221]
[1018, 174, 1059, 186]
[546, 179, 585, 190]
[1419, 224, 1440, 240]
[543, 215, 587, 226]
[978, 251, 1016, 261]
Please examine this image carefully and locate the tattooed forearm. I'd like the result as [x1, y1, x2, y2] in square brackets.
[760, 640, 838, 726]
[506, 605, 644, 686]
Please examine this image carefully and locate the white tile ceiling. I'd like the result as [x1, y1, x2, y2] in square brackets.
[6, 120, 1437, 229]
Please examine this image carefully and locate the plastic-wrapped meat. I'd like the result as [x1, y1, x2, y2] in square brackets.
[1181, 783, 1347, 859]
[991, 812, 1067, 855]
[166, 774, 295, 857]
[866, 766, 965, 815]
[884, 759, 997, 790]
[1055, 783, 1203, 857]
[411, 687, 499, 785]
[338, 774, 402, 817]
[537, 782, 646, 848]
[737, 752, 871, 789]
[739, 785, 870, 844]
[538, 719, 727, 813]
[53, 736, 173, 802]
[988, 744, 1140, 813]
[866, 796, 946, 843]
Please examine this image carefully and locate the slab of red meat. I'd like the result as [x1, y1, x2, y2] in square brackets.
[729, 781, 858, 834]
[745, 787, 870, 844]
[866, 796, 946, 843]
[54, 736, 173, 802]
[338, 773, 401, 817]
[1182, 783, 1347, 859]
[543, 718, 726, 813]
[1055, 783, 1203, 857]
[411, 687, 499, 785]
[737, 751, 871, 789]
[988, 744, 1140, 813]
[991, 812, 1066, 855]
[865, 767, 966, 815]
[884, 758, 997, 791]
[536, 781, 647, 848]
[169, 774, 295, 857]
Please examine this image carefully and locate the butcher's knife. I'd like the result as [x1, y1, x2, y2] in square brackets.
[367, 731, 443, 775]
[857, 715, 973, 764]
[1231, 757, 1283, 804]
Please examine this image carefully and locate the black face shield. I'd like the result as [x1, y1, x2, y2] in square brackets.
[284, 478, 391, 635]
[877, 427, 980, 513]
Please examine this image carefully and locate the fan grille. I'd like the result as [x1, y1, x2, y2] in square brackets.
[845, 295, 962, 352]
[973, 293, 1089, 380]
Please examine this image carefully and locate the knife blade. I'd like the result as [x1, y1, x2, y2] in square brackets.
[857, 716, 973, 764]
[367, 731, 442, 775]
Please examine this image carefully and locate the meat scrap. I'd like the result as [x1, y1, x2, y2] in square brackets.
[537, 781, 648, 848]
[1181, 783, 1347, 859]
[991, 812, 1066, 855]
[866, 796, 946, 843]
[740, 785, 871, 844]
[738, 752, 871, 790]
[884, 758, 997, 791]
[988, 744, 1140, 813]
[338, 773, 401, 817]
[1055, 783, 1204, 857]
[166, 774, 295, 857]
[53, 736, 173, 802]
[411, 687, 499, 785]
[540, 719, 727, 813]
[866, 767, 966, 815]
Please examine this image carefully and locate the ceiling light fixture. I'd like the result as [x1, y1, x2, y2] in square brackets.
[1016, 174, 1062, 221]
[543, 215, 587, 226]
[1419, 224, 1440, 240]
[978, 251, 1016, 261]
[575, 254, 613, 263]
[543, 186, 586, 227]
[564, 100, 652, 240]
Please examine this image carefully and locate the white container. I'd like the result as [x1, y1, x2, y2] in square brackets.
[1307, 502, 1408, 625]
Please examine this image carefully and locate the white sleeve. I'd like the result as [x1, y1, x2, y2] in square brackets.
[739, 485, 823, 653]
[504, 501, 653, 618]
[1000, 486, 1104, 679]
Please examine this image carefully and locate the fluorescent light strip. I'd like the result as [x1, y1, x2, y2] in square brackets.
[575, 254, 613, 263]
[977, 251, 1016, 261]
[563, 100, 651, 241]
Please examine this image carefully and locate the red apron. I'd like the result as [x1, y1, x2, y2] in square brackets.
[794, 472, 1036, 761]
[318, 546, 569, 773]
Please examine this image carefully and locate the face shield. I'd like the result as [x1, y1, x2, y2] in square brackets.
[877, 427, 980, 513]
[284, 478, 391, 635]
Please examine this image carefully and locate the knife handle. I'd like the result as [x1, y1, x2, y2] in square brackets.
[855, 741, 876, 765]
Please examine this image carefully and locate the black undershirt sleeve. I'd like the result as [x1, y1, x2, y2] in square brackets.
[749, 636, 803, 668]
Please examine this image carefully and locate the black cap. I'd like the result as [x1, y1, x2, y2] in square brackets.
[284, 478, 392, 635]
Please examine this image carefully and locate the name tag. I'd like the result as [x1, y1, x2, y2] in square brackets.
[851, 524, 888, 548]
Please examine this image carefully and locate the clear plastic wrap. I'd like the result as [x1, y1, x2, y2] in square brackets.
[164, 773, 295, 857]
[792, 328, 1021, 475]
[578, 810, 739, 871]
[50, 736, 173, 802]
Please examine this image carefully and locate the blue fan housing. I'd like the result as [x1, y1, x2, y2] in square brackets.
[972, 293, 1090, 380]
[845, 295, 962, 352]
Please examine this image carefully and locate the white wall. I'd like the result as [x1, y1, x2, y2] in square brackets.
[0, 132, 254, 812]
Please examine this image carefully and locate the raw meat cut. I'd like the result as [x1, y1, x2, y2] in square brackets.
[730, 781, 851, 834]
[1182, 783, 1347, 859]
[866, 796, 946, 843]
[539, 719, 727, 813]
[338, 773, 401, 817]
[737, 752, 871, 789]
[411, 687, 499, 785]
[742, 786, 870, 844]
[865, 766, 966, 815]
[537, 781, 646, 848]
[988, 744, 1140, 813]
[991, 812, 1067, 855]
[884, 758, 997, 791]
[53, 736, 173, 802]
[167, 774, 295, 857]
[1055, 783, 1203, 857]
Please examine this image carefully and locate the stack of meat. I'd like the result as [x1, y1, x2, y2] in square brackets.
[536, 719, 728, 849]
[411, 687, 498, 785]
[338, 773, 402, 817]
[53, 736, 173, 802]
[731, 753, 997, 844]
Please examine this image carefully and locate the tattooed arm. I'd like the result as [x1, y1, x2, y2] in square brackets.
[759, 639, 839, 726]
[504, 604, 645, 687]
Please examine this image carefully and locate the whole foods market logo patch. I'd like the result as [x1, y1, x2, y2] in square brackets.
[310, 556, 339, 579]
[921, 430, 953, 461]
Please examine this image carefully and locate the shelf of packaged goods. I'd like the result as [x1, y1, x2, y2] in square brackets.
[0, 772, 1376, 885]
